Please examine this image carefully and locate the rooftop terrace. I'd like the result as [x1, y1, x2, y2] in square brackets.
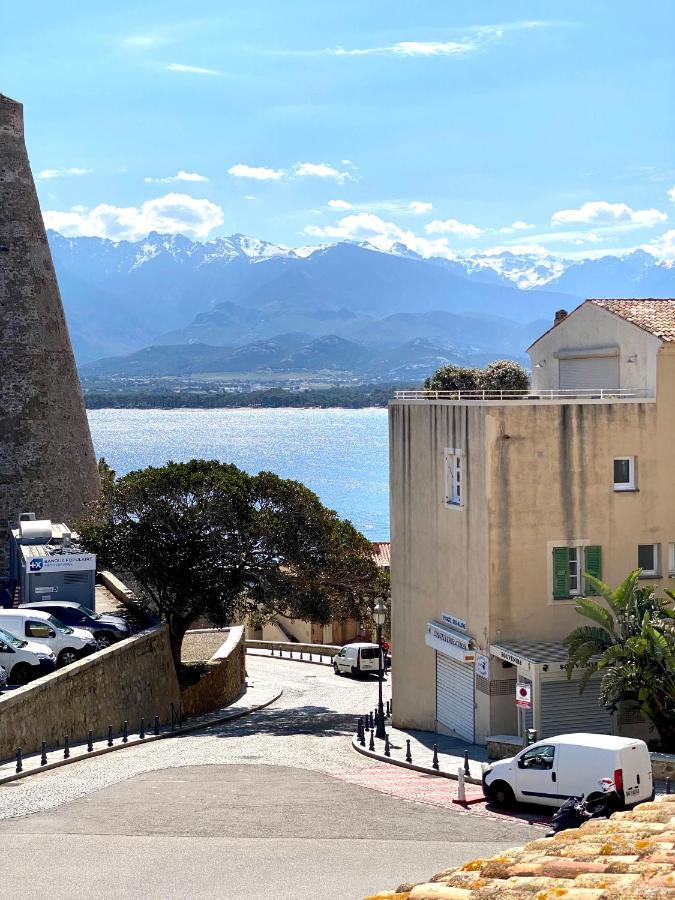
[394, 388, 654, 403]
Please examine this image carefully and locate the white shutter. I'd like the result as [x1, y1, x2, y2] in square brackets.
[540, 679, 613, 738]
[559, 356, 619, 391]
[436, 652, 474, 742]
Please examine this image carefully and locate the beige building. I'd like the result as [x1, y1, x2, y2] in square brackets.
[390, 299, 675, 746]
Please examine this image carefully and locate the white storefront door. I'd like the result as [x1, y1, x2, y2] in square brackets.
[436, 652, 475, 743]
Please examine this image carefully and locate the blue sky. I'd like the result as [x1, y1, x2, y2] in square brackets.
[3, 1, 674, 259]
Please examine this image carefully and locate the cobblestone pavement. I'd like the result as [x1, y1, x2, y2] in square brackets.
[0, 656, 544, 834]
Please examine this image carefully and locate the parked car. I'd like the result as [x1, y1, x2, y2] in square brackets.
[0, 663, 7, 692]
[0, 624, 57, 684]
[333, 642, 384, 677]
[20, 600, 131, 649]
[482, 733, 654, 810]
[0, 609, 96, 668]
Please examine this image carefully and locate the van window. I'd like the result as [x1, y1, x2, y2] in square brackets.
[520, 744, 555, 770]
[25, 620, 52, 639]
[360, 648, 379, 660]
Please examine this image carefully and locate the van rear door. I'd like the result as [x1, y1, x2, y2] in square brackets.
[620, 742, 653, 805]
[556, 744, 617, 800]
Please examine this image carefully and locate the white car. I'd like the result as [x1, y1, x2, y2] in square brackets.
[0, 609, 96, 668]
[482, 733, 653, 809]
[333, 642, 383, 677]
[0, 625, 57, 684]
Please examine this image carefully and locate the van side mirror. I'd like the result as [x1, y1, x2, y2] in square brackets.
[48, 628, 56, 638]
[517, 758, 525, 769]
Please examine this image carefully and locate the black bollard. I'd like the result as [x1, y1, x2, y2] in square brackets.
[154, 714, 160, 736]
[463, 749, 470, 777]
[87, 730, 93, 752]
[432, 744, 439, 771]
[40, 741, 47, 766]
[406, 739, 412, 764]
[309, 652, 312, 662]
[140, 717, 145, 740]
[123, 720, 128, 743]
[369, 711, 374, 730]
[359, 720, 365, 747]
[171, 703, 176, 731]
[385, 700, 390, 718]
[64, 736, 70, 760]
[369, 728, 375, 752]
[15, 748, 22, 774]
[107, 725, 113, 747]
[364, 712, 370, 732]
[667, 777, 672, 795]
[384, 734, 391, 757]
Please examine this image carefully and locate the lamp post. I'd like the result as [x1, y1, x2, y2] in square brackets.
[372, 598, 387, 740]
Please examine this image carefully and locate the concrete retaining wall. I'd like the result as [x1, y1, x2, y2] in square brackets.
[0, 626, 180, 762]
[181, 626, 246, 718]
[246, 639, 340, 658]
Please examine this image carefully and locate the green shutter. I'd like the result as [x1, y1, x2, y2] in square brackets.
[553, 547, 570, 598]
[584, 546, 602, 595]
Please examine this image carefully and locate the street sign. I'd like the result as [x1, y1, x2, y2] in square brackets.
[516, 683, 532, 709]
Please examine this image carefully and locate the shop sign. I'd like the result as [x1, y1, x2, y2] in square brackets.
[490, 644, 533, 673]
[425, 621, 474, 663]
[34, 586, 57, 594]
[441, 612, 467, 632]
[27, 553, 96, 573]
[474, 653, 489, 679]
[516, 683, 532, 708]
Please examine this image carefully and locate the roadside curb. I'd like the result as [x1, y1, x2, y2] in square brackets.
[0, 685, 283, 787]
[351, 736, 483, 786]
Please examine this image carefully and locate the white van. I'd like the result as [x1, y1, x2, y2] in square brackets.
[333, 642, 383, 677]
[0, 609, 96, 668]
[482, 733, 653, 809]
[0, 624, 57, 684]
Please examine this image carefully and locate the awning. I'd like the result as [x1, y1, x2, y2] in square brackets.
[490, 640, 576, 674]
[426, 620, 475, 663]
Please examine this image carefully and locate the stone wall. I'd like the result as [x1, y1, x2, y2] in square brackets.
[0, 626, 180, 762]
[181, 626, 246, 718]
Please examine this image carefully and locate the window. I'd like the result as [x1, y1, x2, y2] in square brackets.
[519, 744, 555, 770]
[25, 620, 51, 638]
[444, 448, 463, 507]
[552, 546, 602, 599]
[613, 457, 636, 491]
[637, 544, 659, 576]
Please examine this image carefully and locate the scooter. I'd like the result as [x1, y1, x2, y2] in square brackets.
[546, 778, 620, 836]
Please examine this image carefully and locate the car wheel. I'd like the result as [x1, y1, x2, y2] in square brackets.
[488, 780, 515, 809]
[96, 633, 115, 650]
[58, 648, 79, 667]
[10, 663, 31, 685]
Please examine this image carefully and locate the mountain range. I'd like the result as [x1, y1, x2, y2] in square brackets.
[47, 231, 675, 381]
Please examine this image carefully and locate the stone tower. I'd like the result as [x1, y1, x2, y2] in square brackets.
[0, 94, 100, 571]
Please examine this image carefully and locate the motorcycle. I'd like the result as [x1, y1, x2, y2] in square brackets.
[546, 778, 620, 836]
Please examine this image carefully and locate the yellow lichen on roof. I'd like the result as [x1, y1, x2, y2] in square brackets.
[364, 796, 675, 899]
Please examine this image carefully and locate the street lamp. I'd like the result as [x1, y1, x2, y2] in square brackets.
[372, 598, 387, 740]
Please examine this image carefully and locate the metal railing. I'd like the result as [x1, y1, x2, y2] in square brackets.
[394, 388, 654, 402]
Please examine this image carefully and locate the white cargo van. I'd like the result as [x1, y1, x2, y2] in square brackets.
[0, 624, 57, 684]
[333, 642, 383, 677]
[0, 609, 96, 668]
[482, 733, 653, 809]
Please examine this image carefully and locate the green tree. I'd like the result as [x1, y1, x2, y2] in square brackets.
[478, 359, 530, 393]
[423, 364, 479, 391]
[564, 570, 675, 749]
[78, 460, 385, 673]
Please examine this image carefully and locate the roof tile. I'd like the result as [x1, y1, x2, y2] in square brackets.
[589, 299, 675, 341]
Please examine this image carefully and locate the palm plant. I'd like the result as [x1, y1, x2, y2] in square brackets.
[564, 570, 675, 750]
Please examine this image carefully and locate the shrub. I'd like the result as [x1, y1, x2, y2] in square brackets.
[424, 364, 479, 391]
[478, 360, 530, 392]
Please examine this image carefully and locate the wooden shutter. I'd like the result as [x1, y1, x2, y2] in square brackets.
[584, 546, 602, 595]
[553, 547, 570, 598]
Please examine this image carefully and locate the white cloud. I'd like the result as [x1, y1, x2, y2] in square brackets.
[409, 201, 432, 215]
[166, 63, 223, 76]
[244, 195, 256, 201]
[144, 170, 209, 184]
[122, 35, 165, 48]
[551, 200, 667, 228]
[304, 212, 457, 259]
[425, 217, 484, 237]
[43, 192, 224, 241]
[668, 186, 675, 203]
[498, 220, 534, 234]
[645, 229, 675, 259]
[227, 163, 285, 181]
[38, 167, 89, 180]
[293, 162, 352, 183]
[328, 199, 353, 210]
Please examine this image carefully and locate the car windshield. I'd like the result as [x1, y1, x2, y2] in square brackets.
[45, 615, 73, 635]
[75, 605, 100, 620]
[0, 626, 26, 649]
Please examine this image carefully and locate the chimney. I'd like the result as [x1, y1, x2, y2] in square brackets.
[554, 309, 568, 325]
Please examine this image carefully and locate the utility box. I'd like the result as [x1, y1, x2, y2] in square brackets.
[8, 517, 96, 609]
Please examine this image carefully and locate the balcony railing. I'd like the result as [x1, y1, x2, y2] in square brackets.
[394, 388, 654, 401]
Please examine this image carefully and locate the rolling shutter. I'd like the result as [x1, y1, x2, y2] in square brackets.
[584, 546, 602, 595]
[540, 679, 613, 738]
[559, 356, 619, 391]
[436, 653, 474, 743]
[553, 548, 570, 598]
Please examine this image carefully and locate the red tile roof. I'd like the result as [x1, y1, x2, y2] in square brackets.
[589, 299, 675, 341]
[372, 542, 391, 568]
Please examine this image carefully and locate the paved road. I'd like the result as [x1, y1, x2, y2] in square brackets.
[0, 656, 537, 898]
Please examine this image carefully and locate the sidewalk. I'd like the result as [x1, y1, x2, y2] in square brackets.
[0, 679, 281, 786]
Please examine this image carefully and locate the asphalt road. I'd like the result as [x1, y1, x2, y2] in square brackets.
[0, 655, 536, 898]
